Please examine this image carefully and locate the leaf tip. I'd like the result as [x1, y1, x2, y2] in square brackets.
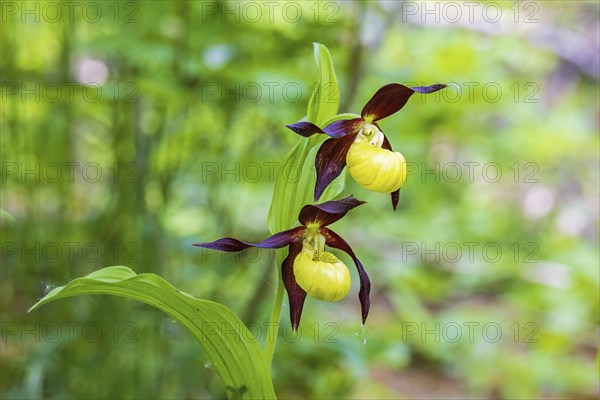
[28, 297, 48, 313]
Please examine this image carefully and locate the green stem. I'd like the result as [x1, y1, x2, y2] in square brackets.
[263, 272, 285, 367]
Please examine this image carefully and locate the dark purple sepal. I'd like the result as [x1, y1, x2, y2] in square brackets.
[361, 83, 447, 122]
[411, 83, 447, 94]
[322, 118, 363, 138]
[193, 226, 305, 251]
[285, 121, 325, 137]
[320, 228, 371, 324]
[299, 195, 366, 227]
[314, 133, 358, 201]
[281, 243, 306, 332]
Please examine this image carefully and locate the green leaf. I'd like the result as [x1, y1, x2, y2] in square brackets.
[268, 43, 344, 237]
[295, 137, 346, 215]
[29, 266, 276, 399]
[267, 134, 345, 270]
[0, 208, 16, 224]
[307, 43, 340, 127]
[268, 138, 310, 235]
[266, 43, 345, 340]
[267, 135, 345, 236]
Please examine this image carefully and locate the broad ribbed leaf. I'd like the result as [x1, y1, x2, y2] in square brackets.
[269, 43, 344, 237]
[307, 43, 339, 127]
[267, 135, 345, 240]
[267, 43, 345, 334]
[29, 266, 276, 399]
[268, 138, 314, 236]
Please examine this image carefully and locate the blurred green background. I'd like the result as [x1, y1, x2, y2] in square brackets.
[1, 1, 598, 399]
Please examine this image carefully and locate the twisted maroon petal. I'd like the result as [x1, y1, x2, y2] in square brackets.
[314, 133, 358, 201]
[320, 228, 371, 324]
[281, 242, 306, 332]
[361, 83, 447, 122]
[299, 195, 366, 227]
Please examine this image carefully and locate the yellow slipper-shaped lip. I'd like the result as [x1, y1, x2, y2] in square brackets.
[293, 250, 351, 302]
[346, 141, 407, 193]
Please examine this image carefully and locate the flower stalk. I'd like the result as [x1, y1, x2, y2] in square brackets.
[263, 276, 285, 366]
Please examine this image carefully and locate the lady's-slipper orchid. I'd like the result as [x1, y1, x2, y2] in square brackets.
[286, 83, 447, 210]
[193, 196, 369, 331]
